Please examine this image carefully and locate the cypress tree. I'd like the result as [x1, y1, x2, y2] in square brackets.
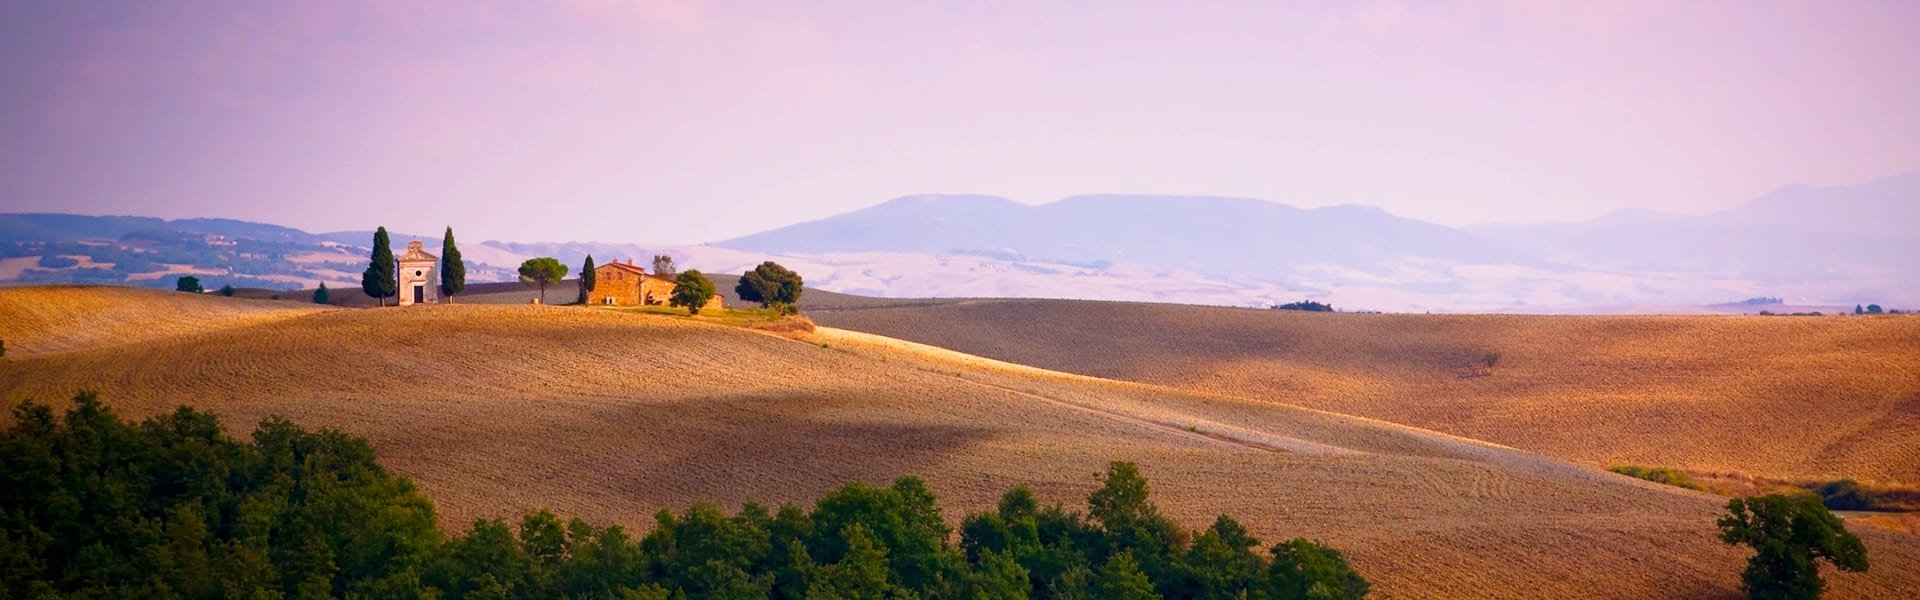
[361, 227, 398, 306]
[313, 283, 330, 305]
[579, 255, 597, 305]
[440, 227, 465, 302]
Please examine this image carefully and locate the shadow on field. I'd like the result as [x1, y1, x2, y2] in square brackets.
[583, 390, 1003, 504]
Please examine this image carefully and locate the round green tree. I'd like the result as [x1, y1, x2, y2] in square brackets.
[1718, 493, 1868, 599]
[736, 261, 804, 310]
[517, 257, 568, 305]
[175, 276, 203, 293]
[313, 283, 331, 305]
[671, 270, 717, 315]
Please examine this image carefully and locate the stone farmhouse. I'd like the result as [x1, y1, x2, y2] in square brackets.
[589, 258, 723, 311]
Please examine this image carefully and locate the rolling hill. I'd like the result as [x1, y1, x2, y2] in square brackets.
[810, 298, 1920, 486]
[3, 286, 1919, 598]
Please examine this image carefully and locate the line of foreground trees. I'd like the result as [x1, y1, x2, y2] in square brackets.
[0, 393, 1367, 599]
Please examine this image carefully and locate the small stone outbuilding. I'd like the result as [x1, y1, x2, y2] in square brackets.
[397, 241, 438, 306]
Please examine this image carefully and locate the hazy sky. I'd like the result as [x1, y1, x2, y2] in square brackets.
[2, 1, 1916, 244]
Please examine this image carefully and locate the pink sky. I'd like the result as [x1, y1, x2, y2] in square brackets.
[2, 0, 1916, 243]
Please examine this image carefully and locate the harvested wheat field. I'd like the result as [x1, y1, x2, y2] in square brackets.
[3, 287, 1919, 598]
[811, 299, 1920, 487]
[0, 285, 333, 356]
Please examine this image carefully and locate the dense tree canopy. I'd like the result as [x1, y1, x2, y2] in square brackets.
[175, 275, 203, 293]
[313, 282, 330, 305]
[1273, 300, 1333, 313]
[670, 270, 717, 315]
[0, 393, 441, 598]
[440, 227, 466, 300]
[1718, 493, 1868, 599]
[736, 261, 804, 308]
[1, 394, 1371, 599]
[517, 257, 568, 305]
[361, 227, 397, 306]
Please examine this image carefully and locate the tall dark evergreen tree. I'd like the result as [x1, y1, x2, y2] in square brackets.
[361, 227, 398, 307]
[313, 283, 331, 305]
[440, 227, 465, 302]
[579, 255, 597, 305]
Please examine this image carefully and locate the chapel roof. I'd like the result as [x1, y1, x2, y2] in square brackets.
[398, 240, 438, 263]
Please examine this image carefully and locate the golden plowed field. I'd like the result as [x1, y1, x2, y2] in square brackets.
[3, 287, 1918, 598]
[0, 285, 331, 355]
[811, 299, 1920, 486]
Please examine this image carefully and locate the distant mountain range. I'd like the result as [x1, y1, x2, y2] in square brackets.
[1468, 171, 1920, 282]
[2, 171, 1914, 312]
[717, 194, 1526, 280]
[711, 172, 1919, 310]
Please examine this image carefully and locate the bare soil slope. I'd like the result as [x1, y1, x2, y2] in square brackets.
[811, 299, 1920, 486]
[3, 287, 1918, 598]
[0, 285, 331, 356]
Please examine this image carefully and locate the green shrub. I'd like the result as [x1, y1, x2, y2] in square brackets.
[1609, 465, 1702, 490]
